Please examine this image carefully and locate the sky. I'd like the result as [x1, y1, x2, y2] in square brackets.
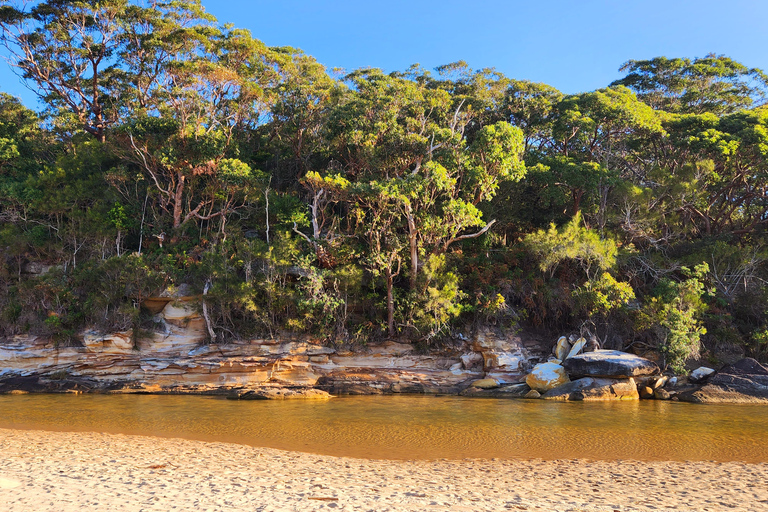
[1, 0, 767, 108]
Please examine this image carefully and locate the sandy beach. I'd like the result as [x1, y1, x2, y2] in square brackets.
[1, 429, 767, 511]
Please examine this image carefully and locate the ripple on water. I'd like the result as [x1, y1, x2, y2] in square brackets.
[1, 394, 767, 462]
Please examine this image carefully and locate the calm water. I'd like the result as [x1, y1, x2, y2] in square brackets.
[1, 394, 767, 462]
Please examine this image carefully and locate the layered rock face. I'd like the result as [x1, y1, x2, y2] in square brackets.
[0, 299, 544, 395]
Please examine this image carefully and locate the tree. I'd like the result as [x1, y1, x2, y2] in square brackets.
[115, 25, 277, 231]
[0, 0, 217, 142]
[612, 54, 768, 115]
[331, 68, 526, 290]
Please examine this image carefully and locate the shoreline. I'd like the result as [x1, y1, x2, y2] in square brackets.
[1, 428, 768, 511]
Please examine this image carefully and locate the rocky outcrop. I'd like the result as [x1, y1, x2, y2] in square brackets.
[470, 328, 543, 384]
[562, 350, 659, 378]
[229, 388, 333, 400]
[541, 377, 639, 401]
[678, 358, 768, 404]
[0, 302, 551, 396]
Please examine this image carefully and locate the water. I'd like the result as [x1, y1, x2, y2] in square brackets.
[1, 394, 767, 462]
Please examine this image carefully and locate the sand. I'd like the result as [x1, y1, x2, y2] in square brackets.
[1, 428, 767, 511]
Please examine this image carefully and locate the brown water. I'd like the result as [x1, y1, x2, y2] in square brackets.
[1, 394, 767, 462]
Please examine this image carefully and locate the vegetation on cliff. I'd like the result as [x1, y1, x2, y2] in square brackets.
[1, 1, 768, 372]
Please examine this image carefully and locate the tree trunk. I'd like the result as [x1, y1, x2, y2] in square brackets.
[386, 267, 395, 337]
[405, 205, 418, 290]
[173, 172, 185, 229]
[202, 280, 217, 343]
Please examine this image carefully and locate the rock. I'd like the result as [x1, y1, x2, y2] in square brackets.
[639, 386, 654, 399]
[1, 333, 481, 396]
[483, 372, 527, 385]
[460, 352, 483, 370]
[231, 388, 333, 400]
[159, 283, 196, 298]
[82, 331, 134, 354]
[470, 378, 500, 389]
[562, 350, 660, 378]
[668, 376, 678, 387]
[460, 383, 529, 398]
[654, 388, 671, 400]
[542, 377, 639, 401]
[678, 358, 768, 404]
[524, 389, 541, 399]
[525, 362, 570, 392]
[652, 375, 669, 389]
[566, 338, 586, 359]
[689, 366, 715, 383]
[482, 351, 527, 373]
[554, 336, 571, 361]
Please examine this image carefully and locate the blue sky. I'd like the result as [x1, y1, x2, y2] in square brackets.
[2, 0, 767, 108]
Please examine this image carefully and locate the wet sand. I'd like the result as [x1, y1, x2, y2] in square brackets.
[1, 428, 767, 511]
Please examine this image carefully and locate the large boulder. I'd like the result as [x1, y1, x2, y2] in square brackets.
[460, 383, 530, 398]
[542, 377, 639, 401]
[678, 358, 768, 404]
[562, 350, 659, 378]
[565, 337, 586, 359]
[525, 362, 569, 392]
[554, 336, 571, 361]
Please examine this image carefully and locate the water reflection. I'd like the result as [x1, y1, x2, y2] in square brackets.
[1, 394, 767, 462]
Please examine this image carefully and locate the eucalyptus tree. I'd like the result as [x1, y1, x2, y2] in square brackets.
[533, 86, 664, 226]
[269, 48, 342, 187]
[0, 0, 218, 142]
[115, 25, 278, 232]
[332, 68, 525, 291]
[612, 54, 768, 115]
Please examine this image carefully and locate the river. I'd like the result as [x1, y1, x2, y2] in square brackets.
[1, 394, 767, 462]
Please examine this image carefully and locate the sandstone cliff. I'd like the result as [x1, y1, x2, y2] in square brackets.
[0, 298, 546, 395]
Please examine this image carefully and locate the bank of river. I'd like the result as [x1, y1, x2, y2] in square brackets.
[2, 394, 768, 462]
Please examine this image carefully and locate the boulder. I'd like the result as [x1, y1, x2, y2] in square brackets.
[562, 350, 659, 378]
[652, 375, 668, 389]
[654, 388, 672, 400]
[565, 338, 586, 359]
[524, 389, 541, 399]
[470, 378, 500, 389]
[525, 362, 569, 392]
[542, 377, 639, 401]
[639, 386, 654, 399]
[689, 366, 715, 383]
[678, 358, 768, 404]
[460, 383, 529, 398]
[554, 336, 571, 361]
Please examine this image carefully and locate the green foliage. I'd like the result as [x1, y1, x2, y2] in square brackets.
[410, 254, 466, 342]
[525, 212, 618, 279]
[574, 272, 635, 318]
[613, 54, 768, 114]
[638, 264, 710, 373]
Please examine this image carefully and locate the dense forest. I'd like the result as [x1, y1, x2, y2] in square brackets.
[1, 0, 768, 372]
